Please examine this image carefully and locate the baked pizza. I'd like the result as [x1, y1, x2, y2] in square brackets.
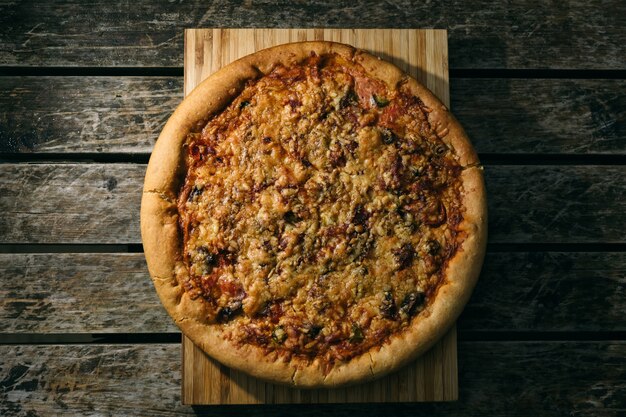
[141, 41, 487, 387]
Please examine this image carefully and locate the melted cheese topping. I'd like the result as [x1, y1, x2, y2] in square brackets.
[178, 54, 464, 366]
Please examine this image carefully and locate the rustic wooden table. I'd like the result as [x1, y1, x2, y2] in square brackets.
[1, 2, 625, 416]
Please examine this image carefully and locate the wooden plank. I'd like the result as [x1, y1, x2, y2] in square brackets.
[1, 1, 625, 69]
[0, 77, 182, 153]
[0, 344, 186, 416]
[462, 251, 626, 332]
[452, 78, 626, 155]
[182, 27, 455, 405]
[0, 163, 144, 244]
[1, 252, 624, 334]
[0, 342, 624, 415]
[3, 77, 624, 155]
[484, 165, 626, 244]
[1, 164, 624, 244]
[0, 253, 171, 333]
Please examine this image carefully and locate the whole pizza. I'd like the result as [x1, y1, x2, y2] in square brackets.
[141, 41, 487, 387]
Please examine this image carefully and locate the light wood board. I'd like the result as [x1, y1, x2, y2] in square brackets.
[181, 28, 457, 405]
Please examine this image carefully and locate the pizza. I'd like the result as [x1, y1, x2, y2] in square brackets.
[140, 41, 487, 388]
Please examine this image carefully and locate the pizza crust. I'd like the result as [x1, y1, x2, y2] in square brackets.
[141, 40, 487, 388]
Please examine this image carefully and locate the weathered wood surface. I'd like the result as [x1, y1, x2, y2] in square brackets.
[0, 253, 170, 333]
[0, 345, 183, 417]
[0, 77, 181, 153]
[0, 163, 143, 244]
[1, 164, 624, 244]
[484, 165, 626, 244]
[452, 78, 626, 155]
[1, 1, 625, 69]
[461, 251, 626, 332]
[2, 77, 624, 155]
[1, 252, 624, 334]
[1, 342, 624, 416]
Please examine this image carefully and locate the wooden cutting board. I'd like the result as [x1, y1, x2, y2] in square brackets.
[181, 28, 457, 404]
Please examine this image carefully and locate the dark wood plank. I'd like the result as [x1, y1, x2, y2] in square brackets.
[1, 252, 623, 334]
[461, 251, 626, 332]
[1, 164, 624, 244]
[1, 342, 623, 415]
[0, 77, 181, 153]
[0, 344, 185, 416]
[0, 253, 173, 333]
[2, 77, 624, 155]
[0, 163, 143, 244]
[484, 165, 626, 244]
[1, 1, 625, 69]
[453, 78, 626, 155]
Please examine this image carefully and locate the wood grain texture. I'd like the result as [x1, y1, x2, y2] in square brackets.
[1, 342, 624, 416]
[184, 28, 449, 105]
[0, 345, 184, 417]
[0, 77, 182, 153]
[484, 165, 626, 244]
[0, 163, 144, 244]
[1, 252, 623, 334]
[181, 27, 455, 405]
[3, 77, 624, 155]
[1, 1, 625, 69]
[453, 78, 626, 155]
[0, 253, 170, 333]
[1, 164, 624, 244]
[182, 330, 457, 404]
[461, 251, 626, 332]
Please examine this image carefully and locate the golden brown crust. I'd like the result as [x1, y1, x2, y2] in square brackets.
[140, 40, 487, 388]
[404, 78, 480, 168]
